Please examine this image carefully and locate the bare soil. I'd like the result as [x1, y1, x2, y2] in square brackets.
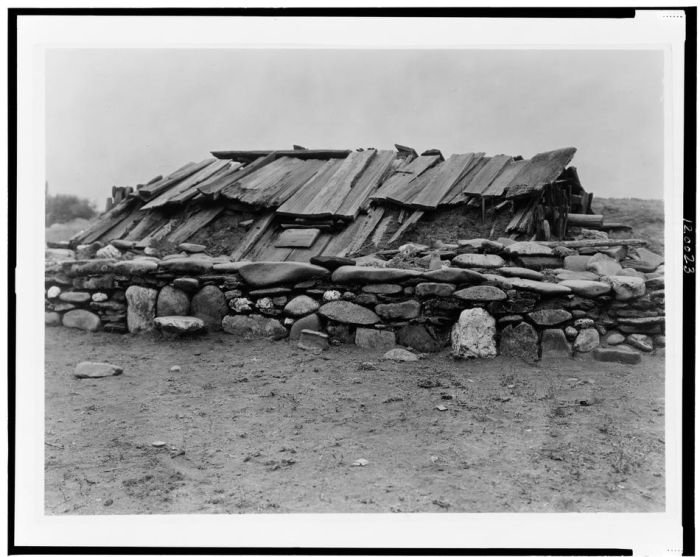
[45, 327, 664, 514]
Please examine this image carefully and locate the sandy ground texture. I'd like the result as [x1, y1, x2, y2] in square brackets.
[45, 327, 665, 514]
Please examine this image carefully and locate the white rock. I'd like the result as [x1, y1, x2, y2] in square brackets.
[323, 290, 342, 302]
[504, 241, 553, 256]
[602, 275, 646, 301]
[451, 308, 497, 359]
[96, 244, 122, 259]
[91, 292, 109, 302]
[47, 286, 61, 299]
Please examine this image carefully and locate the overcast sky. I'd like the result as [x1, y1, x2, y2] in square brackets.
[45, 49, 664, 206]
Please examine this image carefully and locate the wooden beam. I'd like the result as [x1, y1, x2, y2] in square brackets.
[230, 212, 275, 261]
[386, 210, 424, 245]
[538, 239, 648, 248]
[211, 149, 351, 163]
[566, 213, 604, 228]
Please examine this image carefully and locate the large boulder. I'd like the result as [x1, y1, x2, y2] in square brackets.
[586, 253, 623, 276]
[421, 268, 486, 284]
[45, 312, 62, 326]
[154, 316, 206, 336]
[564, 255, 592, 272]
[573, 328, 600, 352]
[318, 301, 380, 325]
[499, 322, 538, 362]
[453, 285, 507, 302]
[221, 315, 287, 340]
[451, 308, 497, 359]
[331, 266, 423, 284]
[603, 276, 646, 301]
[528, 309, 572, 326]
[284, 295, 320, 317]
[452, 254, 506, 269]
[355, 328, 396, 351]
[156, 286, 190, 317]
[557, 279, 611, 298]
[375, 300, 421, 320]
[62, 309, 102, 332]
[396, 324, 445, 353]
[239, 261, 330, 287]
[634, 247, 664, 269]
[288, 313, 322, 341]
[190, 285, 228, 331]
[504, 242, 553, 256]
[540, 328, 572, 360]
[125, 286, 158, 333]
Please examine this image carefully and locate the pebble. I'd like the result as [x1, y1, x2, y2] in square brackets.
[152, 441, 166, 448]
[170, 365, 181, 372]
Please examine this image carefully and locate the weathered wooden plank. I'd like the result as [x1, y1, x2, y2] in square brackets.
[370, 214, 394, 247]
[100, 206, 147, 242]
[284, 233, 333, 262]
[440, 154, 489, 205]
[136, 217, 179, 248]
[336, 150, 396, 219]
[166, 206, 227, 245]
[137, 160, 211, 200]
[274, 228, 321, 248]
[70, 198, 137, 245]
[343, 206, 385, 256]
[211, 149, 351, 163]
[123, 211, 168, 241]
[276, 159, 344, 217]
[461, 154, 513, 196]
[168, 162, 242, 204]
[297, 150, 376, 217]
[539, 239, 648, 248]
[140, 159, 227, 210]
[386, 210, 424, 245]
[480, 159, 527, 197]
[506, 147, 577, 194]
[266, 159, 326, 207]
[566, 213, 604, 228]
[230, 211, 276, 261]
[371, 155, 441, 203]
[385, 162, 442, 206]
[320, 217, 366, 257]
[199, 154, 275, 197]
[409, 153, 477, 209]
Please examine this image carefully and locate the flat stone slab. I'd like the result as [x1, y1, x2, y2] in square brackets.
[509, 278, 572, 296]
[453, 285, 507, 302]
[496, 267, 544, 281]
[457, 239, 505, 252]
[331, 266, 423, 284]
[528, 309, 572, 326]
[362, 283, 403, 295]
[451, 308, 497, 359]
[222, 315, 287, 340]
[111, 239, 137, 250]
[540, 328, 572, 359]
[592, 346, 642, 364]
[178, 243, 207, 253]
[451, 254, 506, 269]
[212, 261, 252, 273]
[481, 274, 514, 289]
[499, 322, 538, 362]
[564, 255, 592, 272]
[318, 301, 381, 325]
[298, 330, 329, 351]
[557, 279, 612, 298]
[159, 258, 214, 274]
[421, 268, 486, 284]
[114, 259, 159, 275]
[626, 333, 654, 352]
[154, 316, 206, 335]
[71, 259, 118, 275]
[635, 247, 664, 268]
[58, 291, 91, 304]
[415, 282, 456, 297]
[240, 262, 330, 287]
[554, 270, 600, 282]
[573, 328, 600, 352]
[515, 255, 563, 270]
[74, 362, 123, 379]
[504, 241, 553, 256]
[289, 314, 322, 341]
[310, 255, 356, 271]
[586, 253, 623, 276]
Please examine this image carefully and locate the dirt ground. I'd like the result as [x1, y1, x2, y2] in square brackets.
[45, 326, 665, 514]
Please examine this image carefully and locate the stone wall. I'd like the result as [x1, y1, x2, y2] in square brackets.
[44, 238, 665, 362]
